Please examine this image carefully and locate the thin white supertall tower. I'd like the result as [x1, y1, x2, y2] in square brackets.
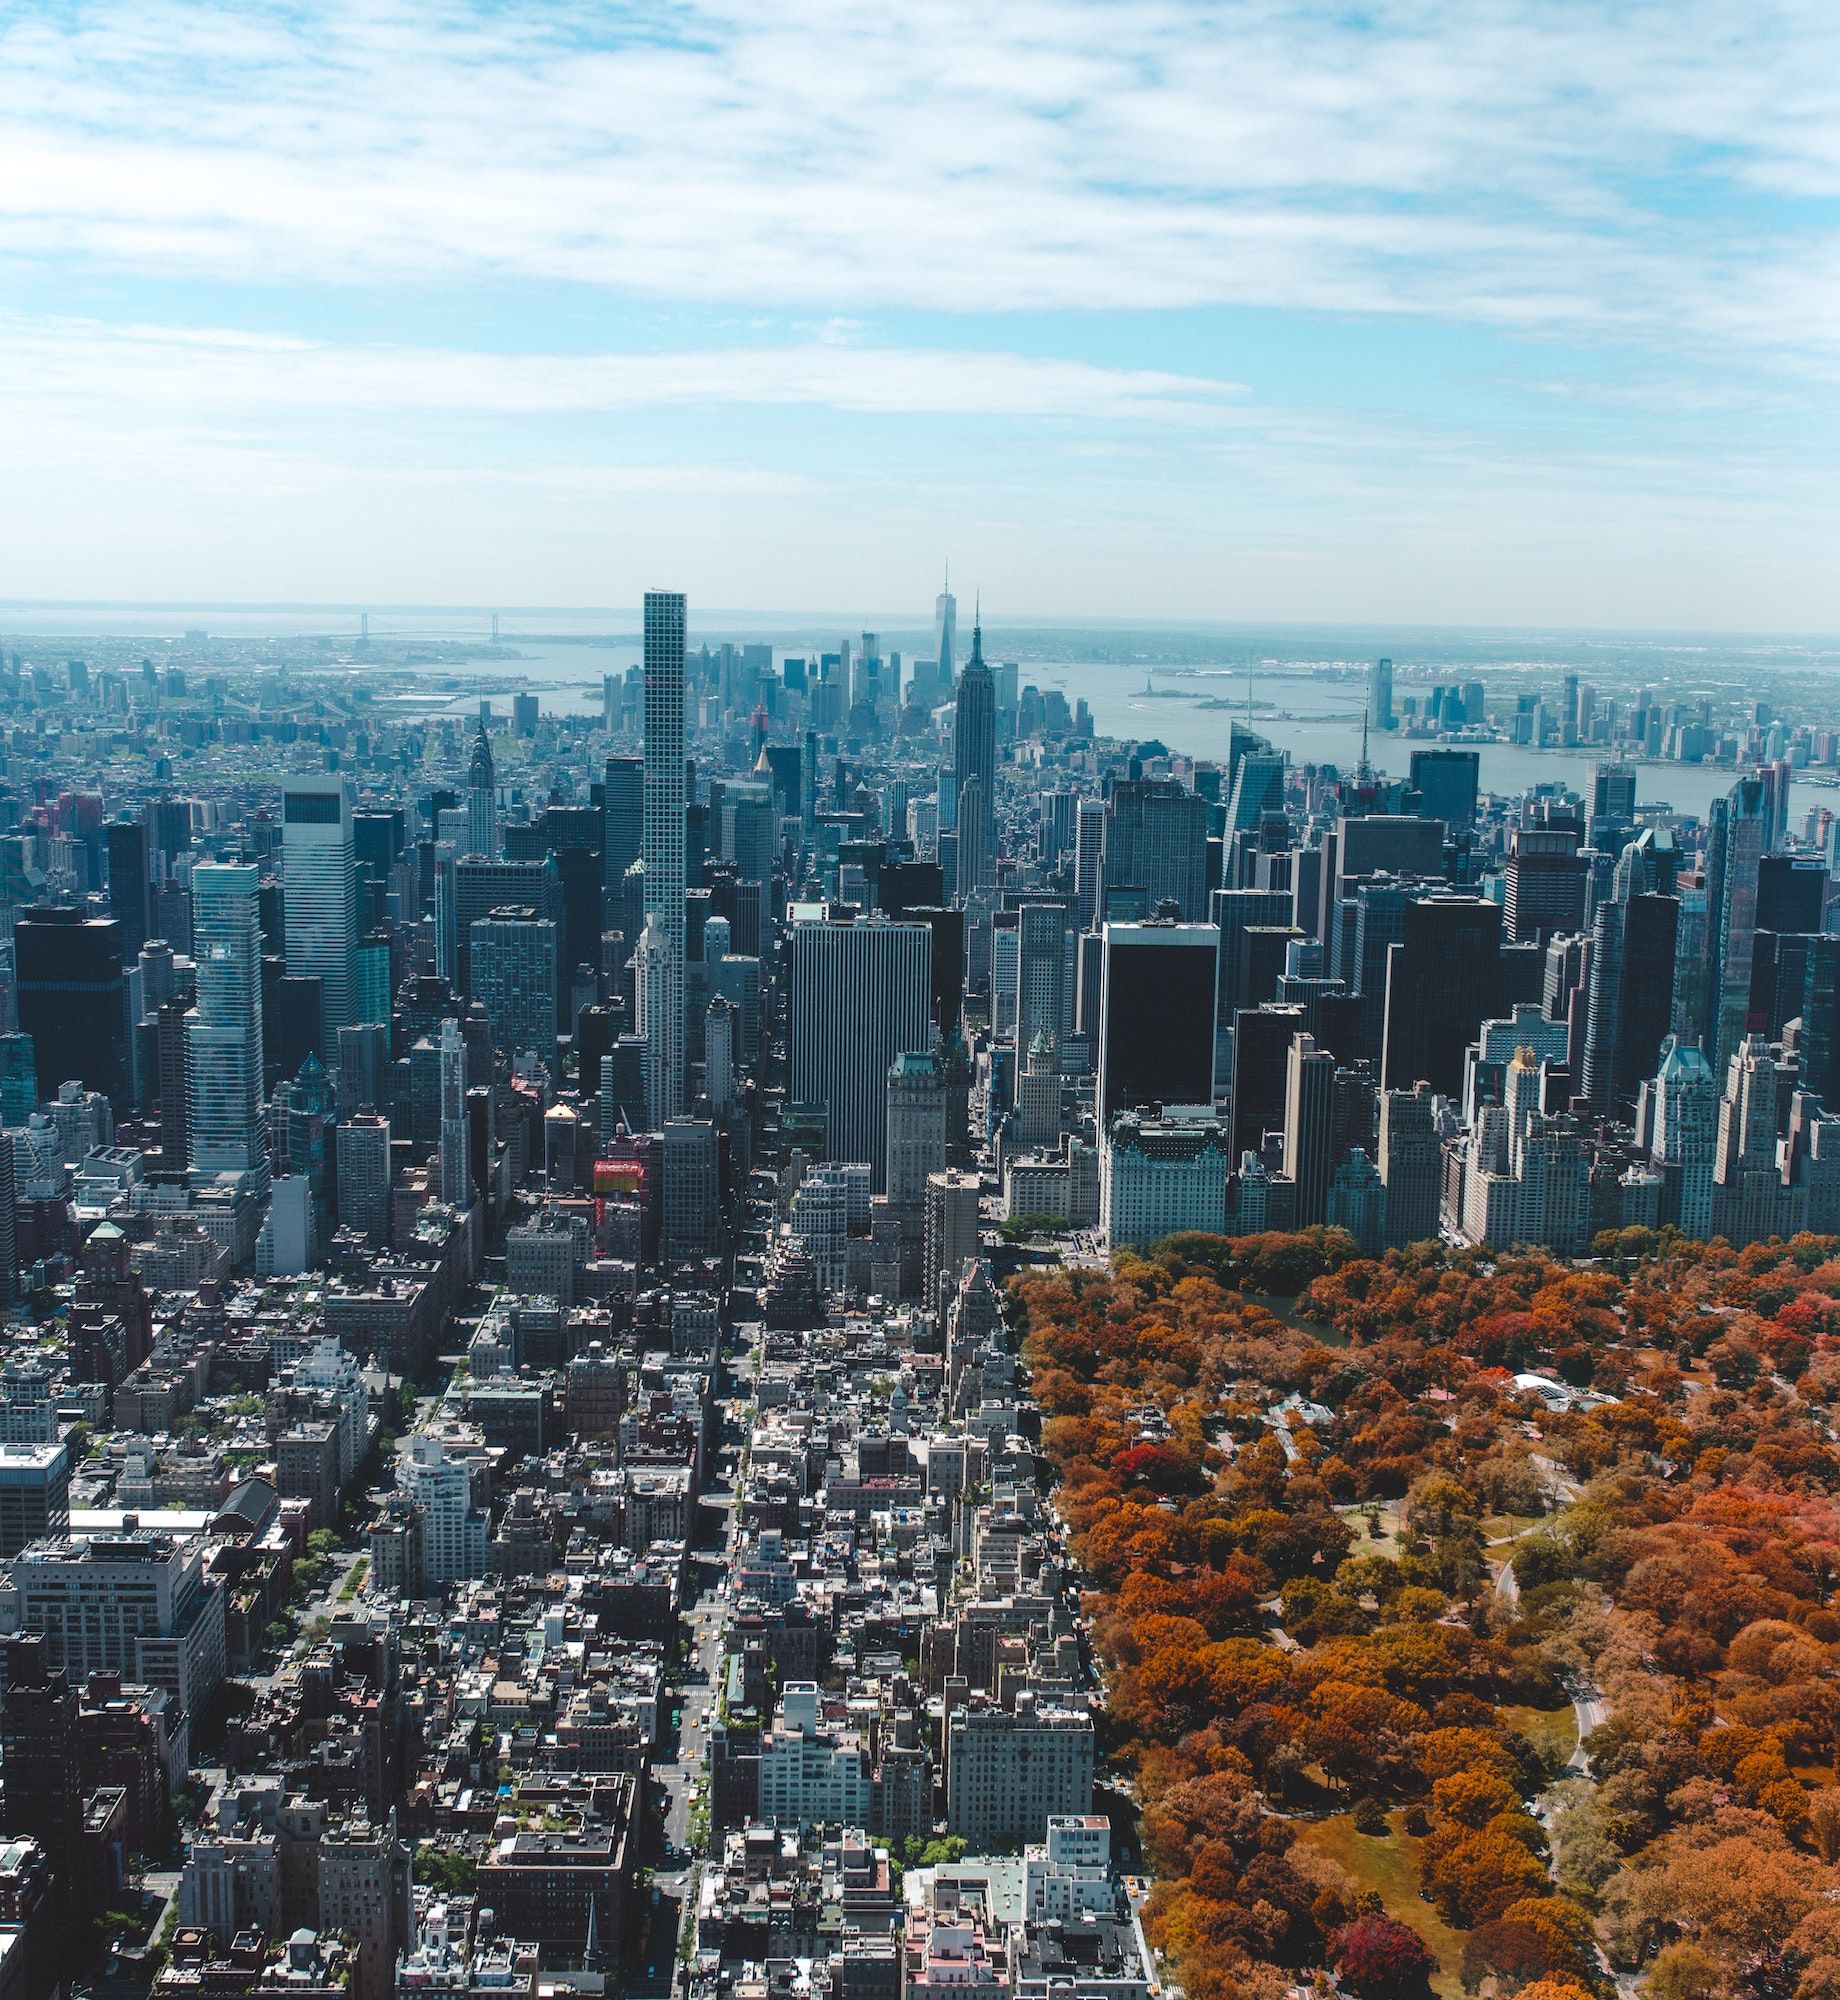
[642, 590, 687, 1122]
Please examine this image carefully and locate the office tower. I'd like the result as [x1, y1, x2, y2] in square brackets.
[1096, 921, 1219, 1122]
[1212, 888, 1294, 1022]
[340, 1024, 394, 1136]
[147, 796, 193, 868]
[935, 582, 958, 698]
[335, 1110, 392, 1244]
[1377, 1083, 1441, 1247]
[186, 862, 266, 1177]
[1282, 1032, 1337, 1225]
[1102, 779, 1210, 921]
[1369, 656, 1395, 730]
[439, 854, 557, 995]
[603, 755, 644, 897]
[642, 590, 687, 1119]
[0, 1033, 36, 1126]
[1224, 751, 1285, 837]
[1649, 1035, 1717, 1239]
[14, 907, 127, 1105]
[953, 620, 997, 895]
[153, 995, 189, 1166]
[924, 1169, 981, 1314]
[282, 774, 358, 1052]
[1705, 773, 1769, 1072]
[464, 721, 499, 856]
[704, 995, 738, 1114]
[1381, 896, 1503, 1097]
[1756, 853, 1827, 937]
[0, 1135, 14, 1308]
[352, 807, 405, 881]
[722, 784, 776, 886]
[1591, 760, 1638, 834]
[469, 906, 558, 1054]
[438, 1018, 470, 1208]
[661, 1115, 720, 1266]
[1074, 798, 1106, 932]
[104, 817, 152, 955]
[1503, 825, 1587, 944]
[886, 1050, 948, 1224]
[1408, 748, 1480, 830]
[1582, 836, 1680, 1119]
[354, 932, 392, 1026]
[1015, 902, 1070, 1059]
[1796, 936, 1840, 1109]
[788, 916, 932, 1189]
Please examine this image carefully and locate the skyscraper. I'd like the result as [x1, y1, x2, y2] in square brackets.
[1282, 1032, 1337, 1225]
[1015, 902, 1070, 1060]
[1408, 748, 1480, 831]
[603, 755, 644, 895]
[1377, 1083, 1441, 1247]
[187, 861, 266, 1177]
[952, 619, 996, 896]
[788, 915, 932, 1190]
[1096, 921, 1220, 1122]
[465, 722, 499, 858]
[1582, 833, 1680, 1120]
[0, 1033, 37, 1126]
[104, 817, 152, 956]
[642, 590, 687, 1121]
[1369, 656, 1395, 730]
[935, 581, 958, 697]
[438, 1018, 470, 1208]
[1649, 1035, 1717, 1239]
[282, 774, 358, 1054]
[635, 911, 675, 1130]
[14, 907, 128, 1106]
[1380, 896, 1504, 1097]
[336, 1110, 392, 1245]
[1101, 779, 1210, 920]
[469, 906, 558, 1055]
[1706, 773, 1768, 1072]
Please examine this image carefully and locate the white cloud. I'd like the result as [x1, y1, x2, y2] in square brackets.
[0, 313, 1248, 423]
[0, 0, 1834, 365]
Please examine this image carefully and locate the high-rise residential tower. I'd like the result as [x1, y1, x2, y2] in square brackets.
[1705, 773, 1769, 1073]
[187, 861, 266, 1178]
[642, 590, 687, 1121]
[437, 1018, 470, 1209]
[282, 774, 358, 1054]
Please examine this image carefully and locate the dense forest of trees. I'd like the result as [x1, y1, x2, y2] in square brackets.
[1012, 1228, 1840, 2000]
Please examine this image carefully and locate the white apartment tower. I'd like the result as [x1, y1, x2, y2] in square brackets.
[642, 590, 687, 1121]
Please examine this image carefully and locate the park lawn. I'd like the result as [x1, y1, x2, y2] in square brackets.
[1299, 1809, 1469, 2000]
[1335, 1498, 1402, 1557]
[1481, 1512, 1547, 1545]
[1501, 1700, 1580, 1772]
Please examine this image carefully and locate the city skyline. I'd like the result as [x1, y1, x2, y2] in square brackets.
[1, 1, 1837, 625]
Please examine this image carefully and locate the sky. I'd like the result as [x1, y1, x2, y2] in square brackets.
[2, 0, 1839, 629]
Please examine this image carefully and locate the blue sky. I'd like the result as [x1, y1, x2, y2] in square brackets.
[2, 0, 1838, 627]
